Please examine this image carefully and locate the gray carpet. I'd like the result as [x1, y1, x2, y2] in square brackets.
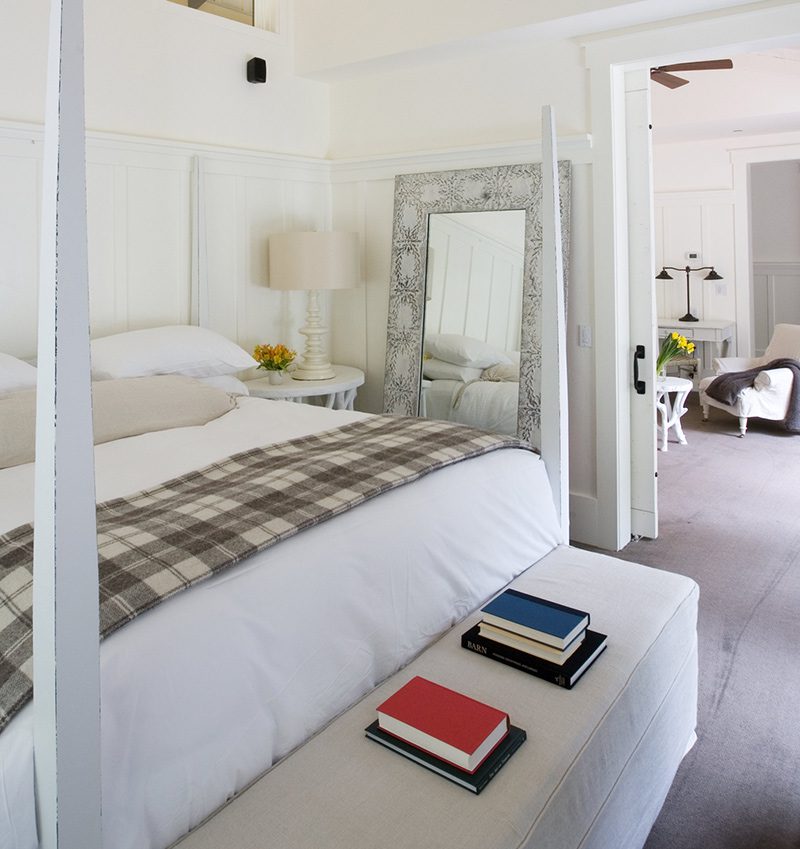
[613, 394, 800, 849]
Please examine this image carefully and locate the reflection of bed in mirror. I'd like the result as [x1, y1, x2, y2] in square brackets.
[421, 375, 519, 434]
[420, 339, 521, 435]
[421, 211, 524, 434]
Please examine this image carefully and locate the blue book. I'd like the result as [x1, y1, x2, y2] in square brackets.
[481, 589, 589, 649]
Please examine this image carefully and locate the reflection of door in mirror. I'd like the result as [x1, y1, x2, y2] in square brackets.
[421, 210, 526, 435]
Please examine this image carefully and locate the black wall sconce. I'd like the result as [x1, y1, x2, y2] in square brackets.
[247, 57, 267, 84]
[655, 265, 722, 322]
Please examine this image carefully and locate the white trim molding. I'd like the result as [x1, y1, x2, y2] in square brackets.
[330, 135, 593, 184]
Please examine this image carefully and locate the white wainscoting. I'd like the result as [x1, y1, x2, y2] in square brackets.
[654, 191, 736, 329]
[753, 261, 800, 356]
[0, 121, 333, 363]
[197, 151, 332, 365]
[0, 127, 44, 358]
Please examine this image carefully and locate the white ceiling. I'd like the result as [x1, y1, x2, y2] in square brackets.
[651, 46, 800, 143]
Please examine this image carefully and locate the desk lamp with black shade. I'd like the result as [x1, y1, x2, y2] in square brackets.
[655, 265, 722, 322]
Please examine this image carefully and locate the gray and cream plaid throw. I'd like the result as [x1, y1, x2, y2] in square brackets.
[0, 415, 530, 733]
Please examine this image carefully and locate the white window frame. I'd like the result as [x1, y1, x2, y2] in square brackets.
[162, 0, 284, 36]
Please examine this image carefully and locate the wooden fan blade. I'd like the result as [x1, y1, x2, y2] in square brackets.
[650, 70, 690, 89]
[655, 59, 733, 73]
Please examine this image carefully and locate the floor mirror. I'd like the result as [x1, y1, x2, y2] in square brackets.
[383, 161, 571, 447]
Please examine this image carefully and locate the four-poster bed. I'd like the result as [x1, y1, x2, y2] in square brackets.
[1, 3, 698, 847]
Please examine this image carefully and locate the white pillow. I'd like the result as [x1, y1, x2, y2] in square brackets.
[0, 376, 237, 470]
[91, 326, 257, 380]
[0, 352, 37, 396]
[197, 375, 250, 395]
[425, 334, 511, 369]
[481, 362, 520, 382]
[422, 358, 483, 383]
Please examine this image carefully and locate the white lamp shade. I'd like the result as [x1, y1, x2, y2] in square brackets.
[268, 231, 359, 291]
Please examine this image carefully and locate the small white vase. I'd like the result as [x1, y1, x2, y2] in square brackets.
[268, 370, 284, 385]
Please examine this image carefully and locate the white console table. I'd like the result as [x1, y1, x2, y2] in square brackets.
[657, 318, 735, 376]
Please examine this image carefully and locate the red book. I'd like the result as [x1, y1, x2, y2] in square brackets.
[376, 676, 509, 774]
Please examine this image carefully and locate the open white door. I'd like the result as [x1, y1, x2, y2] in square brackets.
[625, 69, 659, 539]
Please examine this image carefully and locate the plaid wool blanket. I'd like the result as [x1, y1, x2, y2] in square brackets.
[0, 415, 530, 733]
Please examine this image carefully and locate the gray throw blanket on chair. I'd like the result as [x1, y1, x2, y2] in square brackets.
[705, 357, 800, 433]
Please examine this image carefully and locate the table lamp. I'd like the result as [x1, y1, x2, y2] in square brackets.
[268, 231, 359, 380]
[655, 265, 722, 322]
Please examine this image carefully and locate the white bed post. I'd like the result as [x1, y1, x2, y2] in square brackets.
[33, 1, 102, 848]
[540, 105, 570, 544]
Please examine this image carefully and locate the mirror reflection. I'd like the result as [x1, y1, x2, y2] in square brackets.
[420, 210, 525, 435]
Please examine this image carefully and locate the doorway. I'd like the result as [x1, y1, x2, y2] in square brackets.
[583, 3, 800, 550]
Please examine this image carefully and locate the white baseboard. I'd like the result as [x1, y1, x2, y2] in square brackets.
[569, 492, 599, 548]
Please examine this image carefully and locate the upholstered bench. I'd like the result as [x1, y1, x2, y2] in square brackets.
[175, 546, 698, 849]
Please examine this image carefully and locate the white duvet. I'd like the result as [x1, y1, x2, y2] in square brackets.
[0, 398, 560, 849]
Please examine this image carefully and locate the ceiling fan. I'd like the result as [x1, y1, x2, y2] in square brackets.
[650, 59, 734, 89]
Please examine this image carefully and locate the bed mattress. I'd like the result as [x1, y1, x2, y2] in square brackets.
[176, 545, 698, 849]
[0, 398, 561, 849]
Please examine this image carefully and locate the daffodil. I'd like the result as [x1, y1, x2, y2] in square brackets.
[656, 332, 695, 375]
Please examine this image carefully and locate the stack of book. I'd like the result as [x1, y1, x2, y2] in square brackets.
[365, 676, 526, 794]
[461, 589, 607, 689]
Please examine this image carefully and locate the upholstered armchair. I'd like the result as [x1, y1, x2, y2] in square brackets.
[699, 323, 800, 436]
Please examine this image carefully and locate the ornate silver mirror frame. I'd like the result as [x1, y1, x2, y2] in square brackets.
[382, 162, 571, 448]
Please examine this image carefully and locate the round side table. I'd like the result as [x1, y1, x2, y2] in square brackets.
[655, 375, 692, 452]
[244, 365, 365, 411]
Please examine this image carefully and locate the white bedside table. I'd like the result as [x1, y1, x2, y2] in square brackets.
[656, 375, 692, 452]
[245, 365, 365, 411]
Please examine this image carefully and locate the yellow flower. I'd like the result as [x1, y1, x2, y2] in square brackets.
[657, 331, 695, 374]
[253, 342, 296, 371]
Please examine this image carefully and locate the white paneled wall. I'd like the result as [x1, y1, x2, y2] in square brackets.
[654, 191, 736, 327]
[0, 131, 40, 357]
[0, 122, 333, 366]
[85, 145, 194, 338]
[199, 153, 332, 365]
[753, 263, 800, 355]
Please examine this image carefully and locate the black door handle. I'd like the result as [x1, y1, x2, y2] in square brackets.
[633, 345, 646, 395]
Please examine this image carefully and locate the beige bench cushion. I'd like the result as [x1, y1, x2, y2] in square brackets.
[177, 546, 698, 849]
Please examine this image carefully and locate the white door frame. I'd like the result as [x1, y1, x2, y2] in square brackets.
[625, 69, 659, 541]
[584, 1, 800, 551]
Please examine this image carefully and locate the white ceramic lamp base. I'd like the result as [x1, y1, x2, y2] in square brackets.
[293, 289, 335, 381]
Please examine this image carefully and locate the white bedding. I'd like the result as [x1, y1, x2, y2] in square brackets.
[422, 378, 519, 435]
[0, 398, 561, 849]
